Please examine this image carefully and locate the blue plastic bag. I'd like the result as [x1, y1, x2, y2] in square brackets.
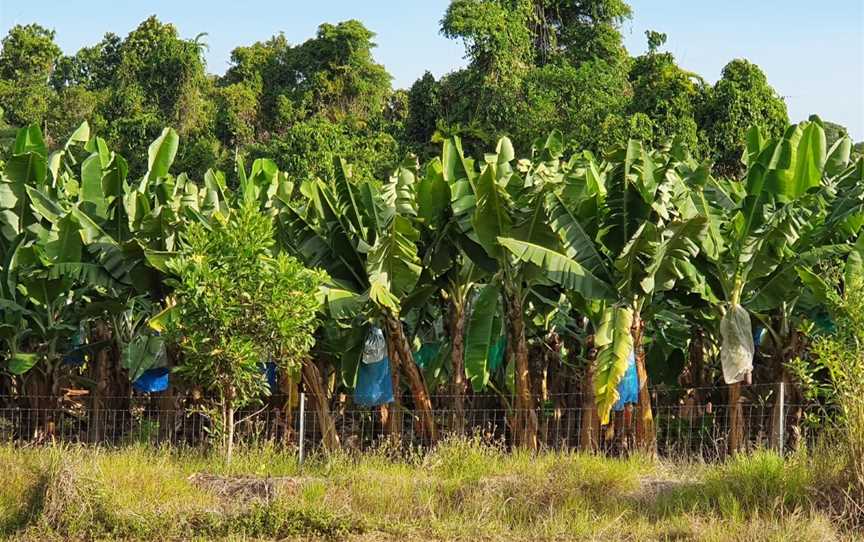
[753, 326, 766, 348]
[133, 367, 170, 393]
[63, 326, 86, 366]
[354, 356, 394, 406]
[613, 350, 639, 412]
[354, 327, 394, 406]
[260, 360, 278, 391]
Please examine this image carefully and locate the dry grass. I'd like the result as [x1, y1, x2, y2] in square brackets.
[0, 438, 854, 541]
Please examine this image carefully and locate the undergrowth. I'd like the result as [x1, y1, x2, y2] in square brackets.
[0, 438, 855, 541]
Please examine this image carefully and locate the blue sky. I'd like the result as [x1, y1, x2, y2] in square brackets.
[1, 0, 862, 139]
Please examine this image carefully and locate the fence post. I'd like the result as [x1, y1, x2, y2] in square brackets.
[298, 392, 306, 466]
[777, 381, 785, 457]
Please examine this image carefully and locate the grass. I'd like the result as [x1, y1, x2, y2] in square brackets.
[0, 438, 855, 541]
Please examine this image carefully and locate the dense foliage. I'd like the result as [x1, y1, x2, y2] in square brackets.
[0, 1, 861, 460]
[2, 1, 856, 182]
[0, 110, 859, 456]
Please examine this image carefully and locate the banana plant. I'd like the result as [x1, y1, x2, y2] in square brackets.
[683, 119, 861, 452]
[0, 124, 115, 406]
[279, 157, 438, 442]
[445, 131, 591, 450]
[492, 137, 708, 451]
[414, 137, 497, 432]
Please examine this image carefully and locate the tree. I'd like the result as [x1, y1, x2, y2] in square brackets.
[699, 59, 788, 176]
[0, 24, 62, 128]
[0, 24, 61, 82]
[50, 33, 122, 92]
[521, 58, 631, 153]
[434, 0, 634, 156]
[628, 41, 706, 154]
[404, 72, 441, 156]
[219, 21, 398, 188]
[164, 203, 324, 460]
[532, 0, 632, 65]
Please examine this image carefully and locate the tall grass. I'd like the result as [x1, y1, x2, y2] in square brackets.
[806, 281, 864, 523]
[0, 439, 848, 541]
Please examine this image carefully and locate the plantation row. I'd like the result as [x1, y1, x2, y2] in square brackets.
[0, 118, 861, 457]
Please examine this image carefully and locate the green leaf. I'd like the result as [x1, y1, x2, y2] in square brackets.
[746, 265, 800, 311]
[637, 217, 707, 294]
[442, 136, 473, 183]
[384, 164, 417, 217]
[796, 267, 829, 305]
[416, 159, 450, 228]
[496, 137, 515, 163]
[844, 235, 864, 293]
[143, 249, 176, 273]
[545, 191, 611, 282]
[320, 285, 367, 320]
[825, 136, 852, 177]
[44, 212, 83, 263]
[80, 154, 108, 218]
[764, 122, 826, 201]
[340, 323, 369, 389]
[592, 306, 634, 425]
[464, 282, 501, 392]
[8, 352, 39, 375]
[12, 124, 45, 155]
[65, 121, 90, 150]
[1, 233, 24, 299]
[366, 215, 422, 307]
[122, 334, 165, 381]
[148, 305, 178, 333]
[472, 164, 511, 259]
[145, 128, 179, 184]
[498, 237, 616, 300]
[25, 185, 64, 224]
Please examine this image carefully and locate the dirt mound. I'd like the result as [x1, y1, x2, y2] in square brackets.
[187, 473, 312, 502]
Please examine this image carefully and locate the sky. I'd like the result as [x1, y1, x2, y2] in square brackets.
[1, 0, 862, 140]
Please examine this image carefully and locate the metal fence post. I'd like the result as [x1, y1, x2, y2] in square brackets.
[778, 381, 785, 457]
[298, 392, 306, 466]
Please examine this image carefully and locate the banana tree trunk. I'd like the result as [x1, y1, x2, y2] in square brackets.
[579, 335, 599, 452]
[728, 382, 744, 455]
[632, 314, 656, 454]
[383, 325, 402, 442]
[681, 327, 706, 420]
[301, 358, 339, 453]
[542, 331, 561, 447]
[449, 300, 467, 435]
[90, 320, 111, 443]
[504, 284, 538, 450]
[384, 313, 437, 443]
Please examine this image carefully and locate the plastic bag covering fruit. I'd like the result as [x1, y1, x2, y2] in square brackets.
[362, 327, 387, 364]
[354, 326, 394, 406]
[613, 349, 639, 411]
[721, 304, 754, 384]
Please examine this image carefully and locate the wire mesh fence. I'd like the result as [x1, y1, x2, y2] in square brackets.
[0, 383, 837, 460]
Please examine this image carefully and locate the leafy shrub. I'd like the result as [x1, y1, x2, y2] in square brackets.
[164, 203, 325, 460]
[807, 265, 864, 519]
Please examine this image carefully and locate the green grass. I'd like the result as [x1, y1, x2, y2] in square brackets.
[0, 439, 854, 541]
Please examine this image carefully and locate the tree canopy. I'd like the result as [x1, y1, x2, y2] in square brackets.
[0, 2, 807, 180]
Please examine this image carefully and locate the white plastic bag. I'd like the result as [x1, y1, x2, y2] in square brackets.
[362, 326, 387, 365]
[720, 304, 754, 384]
